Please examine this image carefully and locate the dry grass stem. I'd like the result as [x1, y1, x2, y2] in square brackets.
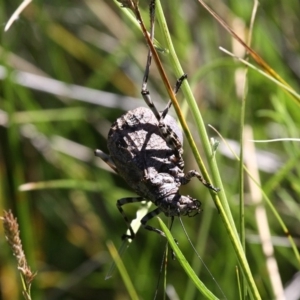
[1, 210, 36, 299]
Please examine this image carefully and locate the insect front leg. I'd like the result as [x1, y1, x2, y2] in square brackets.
[181, 170, 220, 192]
[140, 207, 167, 237]
[141, 212, 178, 259]
[117, 196, 146, 240]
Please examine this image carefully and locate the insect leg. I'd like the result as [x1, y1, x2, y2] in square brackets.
[139, 0, 185, 166]
[117, 196, 145, 240]
[142, 70, 186, 164]
[141, 212, 179, 257]
[141, 0, 162, 122]
[181, 170, 220, 192]
[159, 74, 187, 120]
[94, 149, 119, 174]
[140, 207, 166, 237]
[138, 0, 186, 165]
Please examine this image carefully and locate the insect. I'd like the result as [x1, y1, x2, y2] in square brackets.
[95, 79, 219, 240]
[95, 0, 219, 240]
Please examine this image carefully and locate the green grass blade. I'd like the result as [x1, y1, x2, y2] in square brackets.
[157, 218, 219, 300]
[106, 240, 139, 300]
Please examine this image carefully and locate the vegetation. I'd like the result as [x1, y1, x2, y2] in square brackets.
[1, 0, 299, 299]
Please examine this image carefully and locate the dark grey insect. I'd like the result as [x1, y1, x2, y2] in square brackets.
[95, 90, 219, 239]
[95, 0, 219, 240]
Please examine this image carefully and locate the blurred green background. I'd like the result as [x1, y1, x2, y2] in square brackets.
[0, 0, 299, 299]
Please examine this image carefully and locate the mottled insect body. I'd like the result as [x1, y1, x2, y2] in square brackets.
[106, 106, 200, 214]
[95, 0, 219, 239]
[95, 106, 218, 238]
[107, 107, 183, 192]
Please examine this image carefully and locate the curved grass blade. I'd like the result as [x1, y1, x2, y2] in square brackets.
[157, 217, 219, 300]
[106, 240, 139, 300]
[197, 0, 300, 106]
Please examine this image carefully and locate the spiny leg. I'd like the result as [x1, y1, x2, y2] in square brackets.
[142, 212, 178, 259]
[181, 170, 220, 192]
[139, 0, 184, 157]
[152, 73, 220, 193]
[117, 196, 145, 240]
[119, 200, 178, 240]
[155, 74, 187, 167]
[139, 1, 183, 127]
[139, 0, 188, 167]
[94, 149, 119, 174]
[159, 74, 187, 120]
[155, 74, 188, 169]
[140, 207, 166, 237]
[141, 0, 160, 120]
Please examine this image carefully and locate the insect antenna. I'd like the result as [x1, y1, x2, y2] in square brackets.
[178, 217, 227, 300]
